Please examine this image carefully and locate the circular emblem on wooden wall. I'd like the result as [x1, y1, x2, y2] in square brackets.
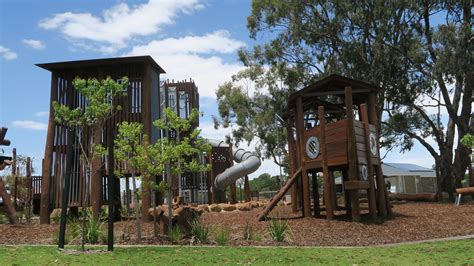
[369, 132, 378, 156]
[305, 136, 320, 159]
[360, 165, 368, 181]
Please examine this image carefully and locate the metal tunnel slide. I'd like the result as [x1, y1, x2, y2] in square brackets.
[207, 139, 261, 190]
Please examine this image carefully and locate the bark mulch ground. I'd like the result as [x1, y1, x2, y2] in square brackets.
[0, 202, 473, 246]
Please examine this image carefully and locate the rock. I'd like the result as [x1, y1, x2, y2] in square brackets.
[236, 202, 251, 211]
[172, 196, 183, 206]
[250, 201, 259, 208]
[209, 204, 222, 212]
[148, 205, 166, 218]
[149, 205, 201, 235]
[219, 203, 236, 212]
[337, 196, 346, 206]
[50, 208, 61, 222]
[198, 204, 209, 212]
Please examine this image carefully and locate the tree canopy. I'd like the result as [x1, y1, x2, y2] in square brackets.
[215, 1, 472, 195]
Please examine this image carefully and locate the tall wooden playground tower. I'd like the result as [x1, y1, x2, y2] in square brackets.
[259, 75, 392, 221]
[36, 56, 200, 224]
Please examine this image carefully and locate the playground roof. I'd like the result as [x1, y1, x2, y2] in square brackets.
[382, 162, 436, 178]
[36, 55, 166, 74]
[287, 74, 381, 110]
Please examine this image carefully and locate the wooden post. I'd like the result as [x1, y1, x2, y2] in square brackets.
[229, 144, 237, 204]
[243, 175, 251, 202]
[360, 104, 377, 221]
[0, 179, 18, 224]
[91, 125, 102, 220]
[40, 72, 58, 224]
[107, 125, 115, 251]
[311, 171, 320, 217]
[330, 171, 338, 210]
[208, 150, 216, 204]
[296, 97, 311, 217]
[345, 86, 360, 222]
[12, 148, 17, 209]
[286, 117, 298, 212]
[141, 63, 152, 222]
[12, 148, 16, 176]
[58, 128, 74, 249]
[367, 92, 390, 217]
[342, 169, 352, 216]
[319, 106, 333, 219]
[26, 157, 32, 211]
[230, 183, 237, 204]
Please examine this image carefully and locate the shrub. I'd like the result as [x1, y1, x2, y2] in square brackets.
[190, 219, 210, 244]
[70, 209, 105, 244]
[243, 222, 262, 241]
[169, 226, 184, 244]
[52, 228, 70, 245]
[268, 219, 288, 242]
[214, 228, 230, 246]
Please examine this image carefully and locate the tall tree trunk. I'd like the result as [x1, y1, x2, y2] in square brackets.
[131, 171, 141, 242]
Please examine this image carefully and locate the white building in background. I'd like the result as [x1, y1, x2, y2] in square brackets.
[382, 163, 437, 194]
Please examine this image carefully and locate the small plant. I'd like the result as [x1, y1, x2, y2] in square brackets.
[52, 227, 70, 245]
[0, 214, 6, 224]
[214, 228, 230, 246]
[268, 219, 288, 242]
[70, 209, 105, 244]
[169, 226, 184, 244]
[190, 219, 210, 244]
[243, 222, 262, 241]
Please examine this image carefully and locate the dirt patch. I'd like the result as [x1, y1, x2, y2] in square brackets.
[0, 202, 473, 246]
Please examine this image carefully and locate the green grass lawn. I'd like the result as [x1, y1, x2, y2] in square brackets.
[1, 240, 473, 265]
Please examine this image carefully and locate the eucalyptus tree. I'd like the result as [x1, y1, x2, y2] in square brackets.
[215, 1, 472, 197]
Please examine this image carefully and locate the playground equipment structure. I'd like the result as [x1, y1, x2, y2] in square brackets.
[36, 56, 261, 224]
[258, 74, 392, 222]
[208, 139, 260, 204]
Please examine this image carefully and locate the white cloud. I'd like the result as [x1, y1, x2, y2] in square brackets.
[39, 0, 204, 53]
[35, 111, 49, 117]
[12, 120, 47, 131]
[127, 30, 246, 97]
[22, 39, 45, 49]
[0, 45, 17, 60]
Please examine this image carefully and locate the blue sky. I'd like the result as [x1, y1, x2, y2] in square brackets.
[0, 0, 436, 177]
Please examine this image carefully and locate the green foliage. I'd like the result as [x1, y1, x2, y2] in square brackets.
[52, 227, 70, 245]
[243, 222, 261, 241]
[70, 209, 105, 244]
[53, 76, 128, 127]
[2, 240, 474, 264]
[249, 173, 281, 192]
[213, 228, 230, 246]
[267, 219, 289, 242]
[169, 226, 184, 244]
[0, 214, 6, 224]
[114, 121, 144, 173]
[151, 107, 212, 177]
[190, 219, 210, 244]
[53, 76, 128, 250]
[216, 1, 472, 194]
[461, 134, 474, 149]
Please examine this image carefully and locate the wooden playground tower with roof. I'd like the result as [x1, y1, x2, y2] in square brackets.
[36, 56, 205, 224]
[259, 74, 392, 221]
